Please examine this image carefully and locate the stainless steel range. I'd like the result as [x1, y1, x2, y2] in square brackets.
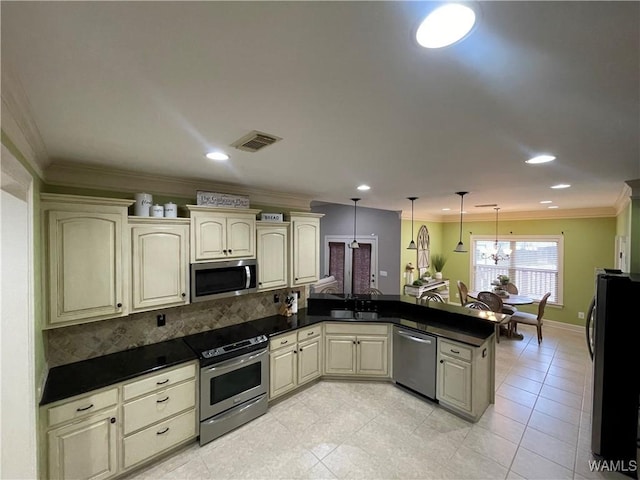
[183, 324, 269, 446]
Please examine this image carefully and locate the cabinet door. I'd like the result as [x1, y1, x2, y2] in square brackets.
[298, 337, 322, 384]
[131, 225, 189, 312]
[437, 355, 472, 412]
[257, 227, 288, 290]
[269, 344, 298, 399]
[356, 335, 388, 376]
[226, 215, 256, 258]
[48, 212, 125, 325]
[47, 408, 118, 480]
[324, 335, 356, 375]
[193, 214, 226, 261]
[291, 219, 320, 285]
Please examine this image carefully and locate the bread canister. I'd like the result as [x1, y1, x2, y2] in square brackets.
[164, 202, 177, 218]
[151, 204, 164, 217]
[134, 193, 153, 216]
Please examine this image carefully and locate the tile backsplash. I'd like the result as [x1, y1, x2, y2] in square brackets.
[46, 287, 307, 367]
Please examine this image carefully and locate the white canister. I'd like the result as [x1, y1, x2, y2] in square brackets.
[151, 204, 164, 217]
[134, 193, 153, 217]
[164, 202, 177, 218]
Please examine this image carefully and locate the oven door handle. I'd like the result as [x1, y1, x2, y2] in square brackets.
[203, 349, 267, 375]
[245, 266, 251, 289]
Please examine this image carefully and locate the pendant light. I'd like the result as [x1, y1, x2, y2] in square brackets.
[407, 197, 418, 250]
[483, 207, 512, 264]
[454, 191, 468, 253]
[349, 198, 360, 249]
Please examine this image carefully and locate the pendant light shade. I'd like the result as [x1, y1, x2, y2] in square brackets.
[454, 191, 468, 253]
[350, 198, 360, 249]
[407, 197, 418, 250]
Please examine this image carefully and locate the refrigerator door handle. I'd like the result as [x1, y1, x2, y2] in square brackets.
[586, 297, 595, 360]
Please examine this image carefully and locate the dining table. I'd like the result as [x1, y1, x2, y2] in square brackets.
[468, 291, 534, 306]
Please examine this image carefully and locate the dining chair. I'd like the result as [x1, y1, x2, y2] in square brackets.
[362, 287, 383, 295]
[418, 291, 445, 304]
[465, 301, 491, 310]
[476, 291, 514, 343]
[457, 280, 469, 305]
[506, 283, 519, 294]
[510, 292, 551, 345]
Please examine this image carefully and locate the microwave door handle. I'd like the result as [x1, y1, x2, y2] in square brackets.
[245, 265, 251, 289]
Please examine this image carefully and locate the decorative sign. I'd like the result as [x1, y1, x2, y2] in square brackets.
[196, 191, 250, 208]
[260, 213, 284, 222]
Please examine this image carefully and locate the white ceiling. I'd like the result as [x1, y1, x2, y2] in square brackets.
[2, 1, 639, 218]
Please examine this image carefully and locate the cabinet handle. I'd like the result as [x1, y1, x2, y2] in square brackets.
[229, 249, 233, 254]
[156, 379, 169, 385]
[353, 340, 356, 345]
[299, 347, 303, 352]
[357, 341, 360, 345]
[307, 331, 314, 336]
[110, 417, 116, 424]
[295, 278, 299, 281]
[156, 396, 170, 403]
[259, 282, 262, 286]
[294, 350, 297, 354]
[157, 427, 170, 435]
[223, 249, 227, 254]
[281, 340, 288, 345]
[450, 349, 460, 354]
[181, 293, 186, 298]
[440, 360, 444, 364]
[76, 403, 94, 412]
[116, 303, 122, 308]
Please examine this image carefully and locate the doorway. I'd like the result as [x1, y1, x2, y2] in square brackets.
[324, 236, 378, 294]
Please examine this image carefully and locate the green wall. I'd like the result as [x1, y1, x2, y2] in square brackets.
[400, 219, 443, 292]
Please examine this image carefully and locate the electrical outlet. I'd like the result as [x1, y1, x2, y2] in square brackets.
[294, 290, 300, 298]
[273, 294, 280, 303]
[578, 311, 585, 319]
[157, 314, 166, 327]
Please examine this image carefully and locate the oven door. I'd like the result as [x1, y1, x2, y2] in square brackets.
[200, 348, 268, 421]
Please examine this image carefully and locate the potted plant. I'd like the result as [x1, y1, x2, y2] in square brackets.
[430, 253, 447, 280]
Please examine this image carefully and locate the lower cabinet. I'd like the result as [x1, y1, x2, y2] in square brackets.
[42, 362, 198, 480]
[269, 326, 322, 400]
[436, 338, 492, 421]
[324, 323, 389, 377]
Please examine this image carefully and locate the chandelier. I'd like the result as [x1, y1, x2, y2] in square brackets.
[482, 207, 512, 264]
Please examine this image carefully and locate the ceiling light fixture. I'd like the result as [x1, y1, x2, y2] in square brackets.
[357, 184, 371, 191]
[548, 205, 559, 209]
[349, 198, 360, 249]
[206, 152, 229, 161]
[551, 184, 571, 189]
[454, 191, 468, 253]
[416, 4, 476, 49]
[526, 155, 556, 164]
[407, 197, 418, 250]
[442, 208, 451, 211]
[540, 200, 553, 204]
[481, 207, 512, 265]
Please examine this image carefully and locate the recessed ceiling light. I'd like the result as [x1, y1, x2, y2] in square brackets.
[540, 200, 553, 204]
[442, 208, 451, 211]
[548, 206, 559, 209]
[206, 152, 229, 161]
[551, 184, 571, 189]
[416, 4, 476, 49]
[526, 155, 556, 164]
[357, 185, 371, 191]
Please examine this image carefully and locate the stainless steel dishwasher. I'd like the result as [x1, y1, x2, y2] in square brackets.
[393, 326, 437, 400]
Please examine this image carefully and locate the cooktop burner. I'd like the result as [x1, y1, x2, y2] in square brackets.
[183, 323, 268, 366]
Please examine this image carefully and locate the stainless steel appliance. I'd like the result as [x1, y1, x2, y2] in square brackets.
[392, 326, 436, 399]
[183, 323, 269, 446]
[190, 259, 258, 303]
[586, 270, 640, 478]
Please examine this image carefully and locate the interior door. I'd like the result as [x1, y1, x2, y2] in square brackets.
[324, 236, 378, 294]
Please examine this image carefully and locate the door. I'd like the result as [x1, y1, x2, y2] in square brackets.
[292, 218, 320, 285]
[269, 344, 297, 399]
[193, 214, 225, 261]
[131, 225, 189, 311]
[226, 215, 255, 258]
[356, 336, 388, 376]
[324, 236, 378, 294]
[615, 235, 629, 272]
[437, 355, 472, 412]
[48, 408, 118, 480]
[257, 226, 288, 290]
[324, 335, 356, 375]
[48, 211, 125, 324]
[298, 337, 322, 384]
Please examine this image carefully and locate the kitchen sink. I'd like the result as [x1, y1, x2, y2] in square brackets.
[355, 311, 379, 320]
[330, 309, 355, 319]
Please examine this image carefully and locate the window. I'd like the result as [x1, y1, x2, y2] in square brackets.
[470, 235, 563, 304]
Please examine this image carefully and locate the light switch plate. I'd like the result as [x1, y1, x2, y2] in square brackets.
[379, 271, 388, 277]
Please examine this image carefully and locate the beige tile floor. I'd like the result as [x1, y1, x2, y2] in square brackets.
[127, 324, 633, 480]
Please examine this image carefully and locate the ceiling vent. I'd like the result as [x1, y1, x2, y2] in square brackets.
[231, 131, 282, 152]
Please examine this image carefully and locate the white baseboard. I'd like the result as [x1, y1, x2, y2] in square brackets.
[543, 318, 584, 333]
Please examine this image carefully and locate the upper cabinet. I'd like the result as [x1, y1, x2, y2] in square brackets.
[287, 213, 324, 286]
[256, 222, 289, 291]
[42, 194, 134, 328]
[129, 218, 190, 313]
[187, 206, 261, 263]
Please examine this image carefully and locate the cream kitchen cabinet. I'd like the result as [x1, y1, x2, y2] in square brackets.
[187, 206, 261, 262]
[41, 194, 134, 328]
[287, 212, 323, 286]
[256, 222, 289, 291]
[129, 218, 190, 312]
[324, 323, 389, 377]
[269, 326, 322, 400]
[436, 338, 492, 421]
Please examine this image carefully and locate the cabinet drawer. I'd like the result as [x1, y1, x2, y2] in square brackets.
[439, 340, 472, 362]
[123, 363, 196, 400]
[123, 379, 196, 434]
[297, 325, 321, 342]
[123, 409, 196, 469]
[269, 332, 297, 351]
[325, 323, 388, 336]
[47, 388, 118, 428]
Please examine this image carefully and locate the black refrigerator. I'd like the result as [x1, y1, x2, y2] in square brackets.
[586, 271, 640, 478]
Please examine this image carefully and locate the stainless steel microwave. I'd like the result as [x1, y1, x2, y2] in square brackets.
[190, 259, 258, 303]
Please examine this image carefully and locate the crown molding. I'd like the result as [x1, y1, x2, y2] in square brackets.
[400, 213, 444, 223]
[44, 161, 314, 211]
[439, 207, 617, 222]
[1, 62, 49, 177]
[625, 179, 640, 199]
[614, 183, 632, 215]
